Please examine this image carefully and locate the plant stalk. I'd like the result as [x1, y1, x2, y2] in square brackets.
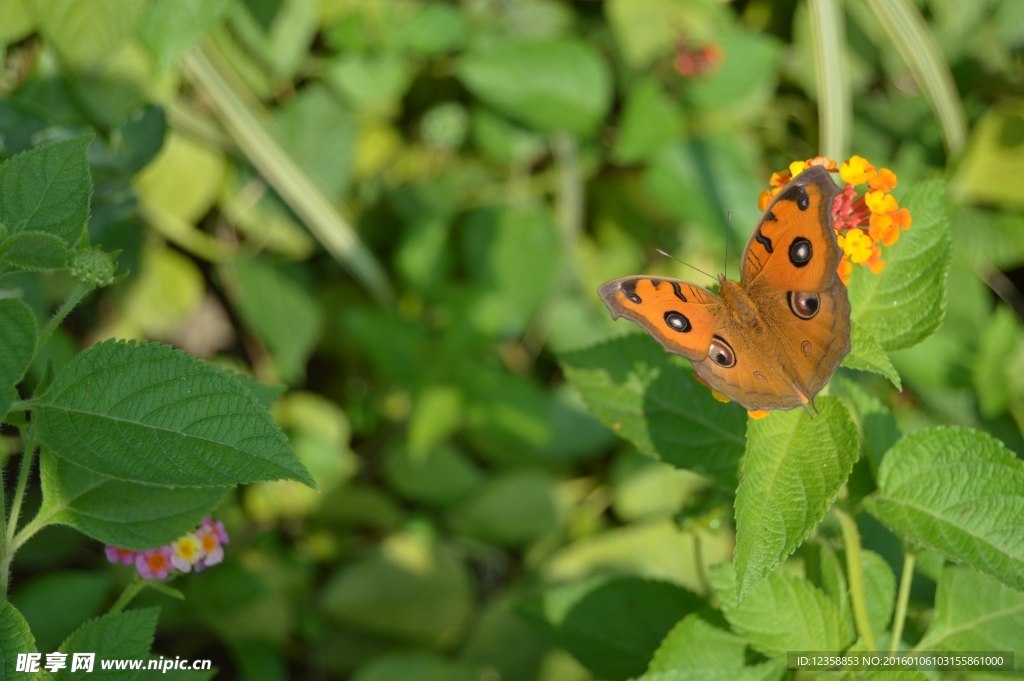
[5, 441, 36, 550]
[835, 508, 876, 651]
[109, 578, 147, 614]
[890, 550, 916, 653]
[36, 281, 91, 354]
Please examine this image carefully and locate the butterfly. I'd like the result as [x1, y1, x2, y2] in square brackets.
[598, 165, 850, 413]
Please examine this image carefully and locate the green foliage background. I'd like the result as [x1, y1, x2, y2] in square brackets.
[2, 0, 1024, 679]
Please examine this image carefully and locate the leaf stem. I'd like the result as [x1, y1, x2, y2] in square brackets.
[835, 508, 876, 651]
[889, 549, 916, 653]
[807, 0, 851, 161]
[36, 281, 91, 355]
[109, 577, 147, 614]
[5, 440, 36, 550]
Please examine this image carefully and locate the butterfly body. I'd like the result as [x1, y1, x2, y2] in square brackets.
[599, 166, 850, 412]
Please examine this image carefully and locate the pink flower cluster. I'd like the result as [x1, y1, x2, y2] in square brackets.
[105, 518, 230, 580]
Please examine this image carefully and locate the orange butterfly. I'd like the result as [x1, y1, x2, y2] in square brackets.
[599, 166, 850, 413]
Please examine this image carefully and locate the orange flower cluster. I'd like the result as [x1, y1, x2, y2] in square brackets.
[758, 155, 912, 285]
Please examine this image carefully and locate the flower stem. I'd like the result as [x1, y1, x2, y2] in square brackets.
[109, 578, 147, 614]
[36, 281, 91, 355]
[835, 508, 876, 651]
[889, 550, 916, 653]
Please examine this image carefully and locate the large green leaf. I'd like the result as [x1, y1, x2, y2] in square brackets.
[847, 179, 952, 351]
[647, 613, 746, 673]
[637, 663, 785, 681]
[449, 470, 560, 547]
[138, 0, 233, 70]
[560, 335, 746, 488]
[320, 539, 473, 648]
[33, 339, 314, 488]
[863, 426, 1024, 591]
[31, 0, 148, 67]
[916, 566, 1024, 670]
[517, 576, 703, 681]
[37, 450, 227, 550]
[457, 39, 611, 134]
[55, 608, 160, 681]
[841, 321, 901, 389]
[734, 398, 859, 598]
[0, 298, 36, 422]
[711, 564, 852, 657]
[0, 135, 93, 246]
[0, 602, 37, 681]
[231, 254, 324, 384]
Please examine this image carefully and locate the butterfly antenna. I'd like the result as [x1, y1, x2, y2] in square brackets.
[655, 249, 716, 281]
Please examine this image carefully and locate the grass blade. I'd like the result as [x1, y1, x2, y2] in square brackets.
[182, 44, 394, 304]
[865, 0, 968, 155]
[807, 0, 850, 161]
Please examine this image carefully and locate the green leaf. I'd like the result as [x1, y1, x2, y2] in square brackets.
[328, 53, 411, 113]
[11, 571, 113, 653]
[841, 321, 902, 390]
[861, 549, 897, 637]
[449, 470, 560, 547]
[847, 179, 952, 351]
[863, 426, 1024, 591]
[384, 444, 484, 508]
[407, 385, 462, 459]
[686, 28, 782, 114]
[0, 231, 70, 271]
[916, 566, 1024, 668]
[605, 0, 727, 69]
[139, 0, 233, 70]
[56, 608, 160, 681]
[321, 539, 473, 648]
[973, 305, 1018, 418]
[0, 298, 37, 422]
[560, 335, 746, 488]
[466, 205, 559, 337]
[352, 653, 478, 681]
[638, 663, 786, 681]
[31, 0, 148, 67]
[394, 4, 469, 56]
[458, 39, 612, 134]
[231, 254, 324, 384]
[0, 135, 93, 246]
[273, 83, 358, 200]
[0, 603, 36, 681]
[647, 613, 746, 673]
[710, 564, 853, 657]
[33, 339, 314, 488]
[612, 78, 683, 165]
[734, 398, 859, 598]
[517, 576, 703, 681]
[37, 450, 227, 550]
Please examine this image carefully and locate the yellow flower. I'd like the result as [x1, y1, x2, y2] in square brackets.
[758, 189, 773, 211]
[839, 155, 876, 185]
[747, 409, 770, 419]
[864, 190, 897, 215]
[789, 160, 808, 179]
[842, 228, 874, 264]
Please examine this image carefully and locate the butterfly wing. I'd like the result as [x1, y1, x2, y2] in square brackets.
[740, 165, 850, 399]
[598, 277, 807, 411]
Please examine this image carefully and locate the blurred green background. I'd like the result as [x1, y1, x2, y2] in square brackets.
[2, 0, 1024, 678]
